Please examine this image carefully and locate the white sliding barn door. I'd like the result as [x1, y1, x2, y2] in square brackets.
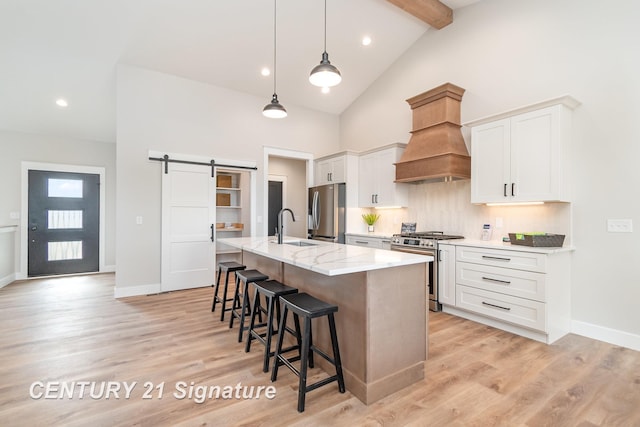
[161, 162, 215, 292]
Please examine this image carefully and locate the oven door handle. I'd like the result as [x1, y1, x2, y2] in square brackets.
[390, 246, 435, 256]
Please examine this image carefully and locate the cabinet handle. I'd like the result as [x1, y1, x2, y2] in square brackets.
[482, 255, 511, 262]
[371, 194, 375, 204]
[482, 301, 511, 311]
[511, 183, 515, 197]
[482, 276, 511, 285]
[504, 183, 507, 197]
[375, 194, 379, 203]
[355, 240, 369, 244]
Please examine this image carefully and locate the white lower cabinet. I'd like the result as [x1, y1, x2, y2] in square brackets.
[345, 234, 392, 250]
[437, 244, 456, 306]
[441, 243, 572, 344]
[456, 285, 546, 333]
[456, 262, 545, 301]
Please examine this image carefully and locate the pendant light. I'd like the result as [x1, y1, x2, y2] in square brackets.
[263, 0, 287, 118]
[309, 0, 341, 88]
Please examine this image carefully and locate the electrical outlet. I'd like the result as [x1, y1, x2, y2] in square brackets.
[495, 217, 503, 229]
[607, 219, 633, 233]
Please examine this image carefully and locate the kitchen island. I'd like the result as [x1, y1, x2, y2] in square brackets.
[218, 236, 432, 405]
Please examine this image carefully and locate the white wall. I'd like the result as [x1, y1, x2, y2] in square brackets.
[0, 228, 17, 287]
[115, 65, 340, 291]
[340, 0, 640, 340]
[0, 130, 117, 276]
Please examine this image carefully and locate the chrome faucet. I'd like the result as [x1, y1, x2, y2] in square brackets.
[277, 208, 295, 244]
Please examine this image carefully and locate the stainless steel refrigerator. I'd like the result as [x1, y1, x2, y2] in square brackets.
[308, 183, 346, 243]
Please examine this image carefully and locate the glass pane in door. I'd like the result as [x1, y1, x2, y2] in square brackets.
[48, 210, 83, 229]
[48, 179, 83, 198]
[47, 241, 83, 261]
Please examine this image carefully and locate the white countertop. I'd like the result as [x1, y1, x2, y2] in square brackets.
[218, 236, 433, 276]
[440, 238, 575, 254]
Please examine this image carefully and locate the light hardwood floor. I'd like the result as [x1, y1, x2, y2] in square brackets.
[0, 273, 638, 426]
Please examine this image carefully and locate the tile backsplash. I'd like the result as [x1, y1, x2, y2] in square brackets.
[358, 180, 572, 244]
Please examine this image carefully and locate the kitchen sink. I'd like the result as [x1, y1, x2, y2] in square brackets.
[284, 240, 317, 247]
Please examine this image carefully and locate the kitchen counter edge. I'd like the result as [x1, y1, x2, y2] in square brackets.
[440, 238, 575, 254]
[218, 236, 432, 276]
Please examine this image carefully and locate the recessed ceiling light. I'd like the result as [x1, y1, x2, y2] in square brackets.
[362, 36, 372, 46]
[55, 98, 68, 107]
[261, 67, 271, 77]
[321, 87, 330, 94]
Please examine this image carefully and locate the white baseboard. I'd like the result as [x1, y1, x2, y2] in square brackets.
[572, 320, 640, 352]
[114, 283, 161, 298]
[0, 273, 15, 289]
[102, 264, 116, 273]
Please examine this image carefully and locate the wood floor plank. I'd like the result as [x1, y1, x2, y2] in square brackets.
[1, 273, 639, 426]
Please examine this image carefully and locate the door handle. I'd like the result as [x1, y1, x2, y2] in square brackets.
[210, 224, 215, 242]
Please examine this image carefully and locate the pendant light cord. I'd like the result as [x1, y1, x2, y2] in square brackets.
[273, 0, 278, 94]
[323, 0, 327, 52]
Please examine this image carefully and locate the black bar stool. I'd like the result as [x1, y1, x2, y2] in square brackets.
[229, 269, 269, 343]
[211, 261, 246, 322]
[245, 280, 299, 373]
[271, 292, 346, 413]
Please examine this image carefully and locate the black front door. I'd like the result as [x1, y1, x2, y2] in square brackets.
[28, 170, 100, 277]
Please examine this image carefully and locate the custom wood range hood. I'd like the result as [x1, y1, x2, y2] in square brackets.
[395, 83, 471, 183]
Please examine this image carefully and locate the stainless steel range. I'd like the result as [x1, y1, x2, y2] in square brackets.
[390, 231, 464, 312]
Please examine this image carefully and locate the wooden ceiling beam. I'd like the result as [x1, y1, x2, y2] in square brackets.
[386, 0, 453, 29]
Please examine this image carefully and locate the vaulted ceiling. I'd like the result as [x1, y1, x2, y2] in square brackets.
[0, 0, 479, 143]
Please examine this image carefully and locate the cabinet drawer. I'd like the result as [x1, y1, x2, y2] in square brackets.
[345, 236, 383, 249]
[456, 285, 546, 332]
[456, 246, 546, 273]
[457, 262, 546, 302]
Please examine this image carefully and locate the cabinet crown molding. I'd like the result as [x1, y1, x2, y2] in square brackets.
[464, 95, 581, 128]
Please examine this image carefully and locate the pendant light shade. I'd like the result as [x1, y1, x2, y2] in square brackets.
[309, 52, 341, 87]
[263, 93, 287, 118]
[263, 0, 287, 118]
[309, 0, 341, 88]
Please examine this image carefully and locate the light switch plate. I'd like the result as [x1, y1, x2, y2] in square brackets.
[607, 219, 633, 233]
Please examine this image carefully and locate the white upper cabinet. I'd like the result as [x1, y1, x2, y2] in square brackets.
[467, 96, 579, 204]
[315, 155, 346, 185]
[358, 144, 409, 208]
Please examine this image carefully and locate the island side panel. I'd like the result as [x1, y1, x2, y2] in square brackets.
[365, 263, 427, 402]
[281, 263, 368, 388]
[282, 261, 428, 405]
